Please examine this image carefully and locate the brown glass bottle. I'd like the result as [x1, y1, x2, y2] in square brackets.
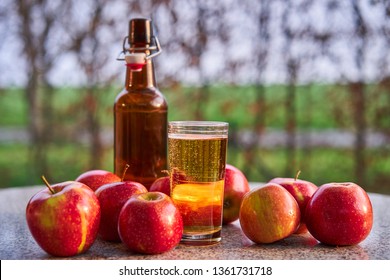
[114, 18, 167, 189]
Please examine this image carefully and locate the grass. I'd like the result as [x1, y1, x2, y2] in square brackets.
[0, 84, 356, 128]
[0, 143, 114, 187]
[1, 83, 387, 128]
[0, 88, 28, 126]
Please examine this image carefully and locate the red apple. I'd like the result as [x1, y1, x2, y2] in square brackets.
[239, 183, 300, 244]
[305, 182, 373, 246]
[26, 177, 100, 257]
[76, 169, 121, 191]
[269, 172, 318, 233]
[223, 164, 250, 224]
[149, 176, 170, 196]
[118, 192, 183, 254]
[95, 181, 147, 242]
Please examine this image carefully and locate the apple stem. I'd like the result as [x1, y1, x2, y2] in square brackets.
[41, 175, 55, 194]
[295, 170, 301, 181]
[121, 164, 130, 181]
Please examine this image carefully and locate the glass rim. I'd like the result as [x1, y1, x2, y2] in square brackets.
[168, 121, 228, 135]
[169, 121, 228, 127]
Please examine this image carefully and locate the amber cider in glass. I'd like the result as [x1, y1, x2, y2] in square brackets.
[168, 121, 228, 245]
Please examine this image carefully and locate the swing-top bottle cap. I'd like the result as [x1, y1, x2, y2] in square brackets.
[129, 18, 153, 45]
[117, 18, 162, 61]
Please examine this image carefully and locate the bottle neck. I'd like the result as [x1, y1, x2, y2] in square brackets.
[125, 57, 157, 90]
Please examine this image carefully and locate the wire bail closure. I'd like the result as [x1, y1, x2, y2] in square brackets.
[117, 35, 162, 59]
[117, 35, 162, 72]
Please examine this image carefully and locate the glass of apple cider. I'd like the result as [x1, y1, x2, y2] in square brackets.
[168, 121, 228, 245]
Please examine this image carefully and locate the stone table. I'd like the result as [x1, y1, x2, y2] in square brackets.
[0, 184, 389, 260]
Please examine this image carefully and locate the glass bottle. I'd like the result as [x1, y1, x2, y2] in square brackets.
[114, 18, 167, 189]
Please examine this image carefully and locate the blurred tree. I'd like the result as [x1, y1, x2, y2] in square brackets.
[159, 0, 220, 120]
[14, 0, 70, 179]
[63, 0, 123, 169]
[349, 0, 368, 186]
[281, 0, 300, 177]
[241, 0, 274, 180]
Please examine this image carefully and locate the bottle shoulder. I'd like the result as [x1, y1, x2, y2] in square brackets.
[115, 87, 168, 110]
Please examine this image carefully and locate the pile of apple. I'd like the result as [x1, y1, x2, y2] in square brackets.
[239, 172, 373, 246]
[25, 167, 183, 257]
[25, 164, 373, 258]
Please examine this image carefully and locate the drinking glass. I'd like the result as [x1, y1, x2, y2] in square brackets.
[168, 121, 228, 245]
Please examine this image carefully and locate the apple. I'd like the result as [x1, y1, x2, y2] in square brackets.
[75, 169, 121, 191]
[26, 176, 100, 257]
[149, 176, 170, 196]
[269, 171, 318, 233]
[118, 192, 183, 254]
[223, 164, 250, 224]
[239, 183, 300, 244]
[95, 181, 148, 242]
[305, 182, 373, 246]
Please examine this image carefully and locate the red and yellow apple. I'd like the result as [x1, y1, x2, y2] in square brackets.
[239, 183, 300, 244]
[305, 182, 373, 246]
[26, 177, 101, 257]
[118, 192, 183, 254]
[269, 172, 318, 233]
[223, 164, 250, 224]
[76, 169, 121, 191]
[95, 181, 147, 242]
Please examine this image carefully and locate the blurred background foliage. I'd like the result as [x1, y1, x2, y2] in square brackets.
[0, 0, 389, 194]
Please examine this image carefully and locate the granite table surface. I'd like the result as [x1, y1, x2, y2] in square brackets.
[0, 184, 389, 260]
